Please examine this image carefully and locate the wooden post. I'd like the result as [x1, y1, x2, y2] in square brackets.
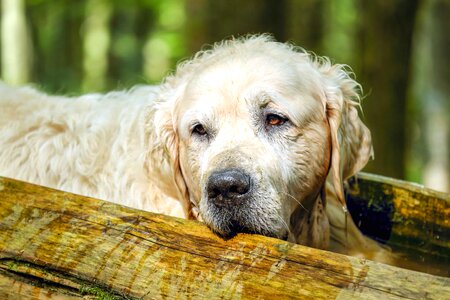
[0, 176, 448, 299]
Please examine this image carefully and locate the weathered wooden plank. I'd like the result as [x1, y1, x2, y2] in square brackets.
[0, 176, 449, 299]
[347, 172, 450, 276]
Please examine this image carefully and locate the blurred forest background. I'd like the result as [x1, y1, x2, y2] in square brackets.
[1, 0, 449, 192]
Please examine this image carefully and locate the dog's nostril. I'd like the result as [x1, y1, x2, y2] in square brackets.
[210, 187, 221, 199]
[234, 184, 248, 195]
[207, 169, 251, 202]
[229, 185, 240, 194]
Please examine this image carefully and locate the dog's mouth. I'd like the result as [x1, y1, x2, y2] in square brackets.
[223, 220, 259, 238]
[209, 218, 288, 241]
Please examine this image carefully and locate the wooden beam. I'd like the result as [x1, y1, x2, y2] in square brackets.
[0, 176, 448, 299]
[347, 172, 449, 276]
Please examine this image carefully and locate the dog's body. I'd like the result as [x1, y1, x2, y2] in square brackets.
[0, 84, 184, 217]
[0, 35, 391, 262]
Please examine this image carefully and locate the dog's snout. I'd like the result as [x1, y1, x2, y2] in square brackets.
[207, 169, 252, 205]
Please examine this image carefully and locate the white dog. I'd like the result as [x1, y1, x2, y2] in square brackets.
[0, 35, 390, 261]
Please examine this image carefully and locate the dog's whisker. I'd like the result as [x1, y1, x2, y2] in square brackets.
[280, 191, 309, 213]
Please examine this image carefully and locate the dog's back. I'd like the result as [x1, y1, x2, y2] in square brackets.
[0, 83, 183, 216]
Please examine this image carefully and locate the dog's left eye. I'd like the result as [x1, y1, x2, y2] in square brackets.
[192, 124, 207, 136]
[266, 114, 287, 127]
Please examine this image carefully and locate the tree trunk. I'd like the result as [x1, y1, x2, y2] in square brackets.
[408, 0, 450, 192]
[27, 1, 84, 93]
[82, 0, 112, 92]
[185, 0, 286, 52]
[1, 0, 32, 85]
[285, 0, 324, 54]
[356, 1, 419, 180]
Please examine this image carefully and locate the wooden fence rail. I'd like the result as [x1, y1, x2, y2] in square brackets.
[0, 176, 449, 299]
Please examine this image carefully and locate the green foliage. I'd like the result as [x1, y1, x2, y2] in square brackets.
[21, 0, 186, 93]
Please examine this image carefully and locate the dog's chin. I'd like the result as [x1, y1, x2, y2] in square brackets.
[208, 219, 288, 241]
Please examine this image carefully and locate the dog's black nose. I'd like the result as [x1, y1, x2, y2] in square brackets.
[207, 169, 252, 206]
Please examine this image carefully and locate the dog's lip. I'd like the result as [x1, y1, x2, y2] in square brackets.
[228, 220, 255, 234]
[210, 219, 287, 240]
[209, 220, 256, 239]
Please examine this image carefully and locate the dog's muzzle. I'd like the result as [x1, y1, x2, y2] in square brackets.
[204, 169, 257, 238]
[204, 169, 284, 239]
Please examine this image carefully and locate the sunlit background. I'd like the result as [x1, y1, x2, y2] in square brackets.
[1, 0, 449, 192]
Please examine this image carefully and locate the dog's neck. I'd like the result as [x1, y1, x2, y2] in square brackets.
[289, 189, 330, 250]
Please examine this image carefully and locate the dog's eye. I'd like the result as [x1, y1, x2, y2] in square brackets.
[192, 124, 207, 136]
[266, 114, 287, 126]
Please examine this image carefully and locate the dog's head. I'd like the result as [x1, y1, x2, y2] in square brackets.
[152, 35, 372, 247]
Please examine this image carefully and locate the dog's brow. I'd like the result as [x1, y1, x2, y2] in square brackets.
[252, 91, 274, 108]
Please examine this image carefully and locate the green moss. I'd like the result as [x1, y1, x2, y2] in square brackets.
[79, 284, 124, 300]
[6, 261, 19, 272]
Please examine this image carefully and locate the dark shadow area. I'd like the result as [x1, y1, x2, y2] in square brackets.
[346, 176, 395, 244]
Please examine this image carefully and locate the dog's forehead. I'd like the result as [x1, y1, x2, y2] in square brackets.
[179, 56, 325, 123]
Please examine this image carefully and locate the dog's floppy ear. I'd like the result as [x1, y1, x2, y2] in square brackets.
[149, 86, 194, 219]
[319, 61, 373, 207]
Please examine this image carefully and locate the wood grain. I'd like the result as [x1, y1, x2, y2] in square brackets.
[0, 176, 449, 299]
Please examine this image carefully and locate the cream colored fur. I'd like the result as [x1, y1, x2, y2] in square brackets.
[0, 35, 391, 263]
[0, 85, 184, 216]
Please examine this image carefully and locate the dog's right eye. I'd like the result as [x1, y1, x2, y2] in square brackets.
[265, 113, 288, 128]
[192, 124, 207, 136]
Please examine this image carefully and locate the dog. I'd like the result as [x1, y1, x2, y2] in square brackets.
[0, 35, 390, 262]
